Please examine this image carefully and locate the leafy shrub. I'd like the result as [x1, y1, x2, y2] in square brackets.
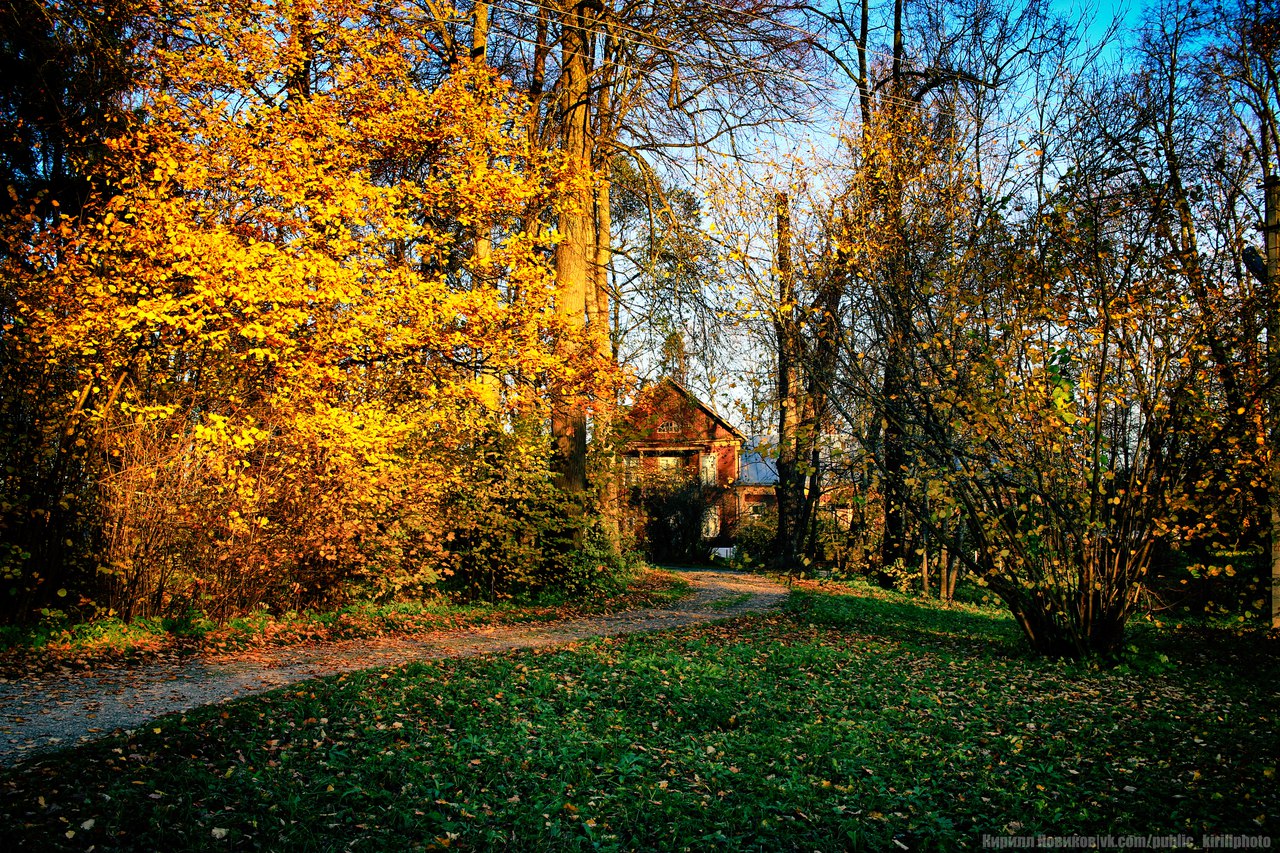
[732, 509, 777, 567]
[432, 426, 632, 601]
[628, 470, 721, 564]
[0, 16, 610, 628]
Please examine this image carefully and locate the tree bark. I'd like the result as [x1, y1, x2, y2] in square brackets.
[879, 324, 908, 576]
[551, 0, 593, 497]
[858, 0, 870, 130]
[471, 0, 489, 61]
[592, 163, 621, 545]
[921, 541, 930, 597]
[876, 4, 910, 584]
[471, 3, 493, 272]
[1267, 172, 1280, 630]
[774, 191, 804, 571]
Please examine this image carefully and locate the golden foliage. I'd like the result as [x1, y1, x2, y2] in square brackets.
[1, 0, 613, 621]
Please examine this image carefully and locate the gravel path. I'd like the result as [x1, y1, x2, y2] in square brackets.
[0, 569, 787, 765]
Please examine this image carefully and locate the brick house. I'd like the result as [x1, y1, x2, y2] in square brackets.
[620, 378, 775, 551]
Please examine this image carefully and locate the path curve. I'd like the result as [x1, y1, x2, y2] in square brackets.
[0, 569, 787, 765]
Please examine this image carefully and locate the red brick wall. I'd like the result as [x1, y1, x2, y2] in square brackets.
[626, 383, 741, 448]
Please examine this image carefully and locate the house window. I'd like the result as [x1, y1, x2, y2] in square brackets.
[656, 420, 678, 433]
[623, 455, 639, 484]
[658, 455, 680, 472]
[700, 453, 717, 485]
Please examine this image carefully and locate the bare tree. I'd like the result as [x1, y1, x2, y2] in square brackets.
[479, 0, 820, 509]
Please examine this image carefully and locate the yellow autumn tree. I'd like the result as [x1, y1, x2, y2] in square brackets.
[0, 0, 612, 622]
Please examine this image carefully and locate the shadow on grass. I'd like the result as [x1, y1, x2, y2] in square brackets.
[1122, 617, 1280, 679]
[792, 579, 1280, 676]
[786, 582, 1027, 659]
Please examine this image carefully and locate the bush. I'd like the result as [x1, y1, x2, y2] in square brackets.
[434, 427, 632, 601]
[628, 470, 721, 564]
[732, 509, 777, 568]
[0, 18, 613, 628]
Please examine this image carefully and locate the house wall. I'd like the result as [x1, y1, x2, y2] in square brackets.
[715, 443, 738, 484]
[629, 391, 725, 439]
[625, 384, 740, 484]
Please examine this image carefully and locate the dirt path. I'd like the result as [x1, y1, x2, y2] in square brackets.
[0, 569, 787, 765]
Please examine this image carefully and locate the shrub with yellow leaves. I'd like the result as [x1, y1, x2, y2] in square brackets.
[0, 0, 613, 623]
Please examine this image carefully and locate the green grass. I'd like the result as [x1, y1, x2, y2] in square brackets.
[3, 584, 1275, 851]
[706, 592, 754, 611]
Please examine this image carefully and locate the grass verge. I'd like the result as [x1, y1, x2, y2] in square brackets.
[0, 568, 691, 676]
[3, 581, 1274, 851]
[706, 592, 755, 611]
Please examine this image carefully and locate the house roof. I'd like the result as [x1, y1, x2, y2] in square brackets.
[635, 377, 747, 442]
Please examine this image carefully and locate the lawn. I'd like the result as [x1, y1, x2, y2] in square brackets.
[3, 581, 1275, 851]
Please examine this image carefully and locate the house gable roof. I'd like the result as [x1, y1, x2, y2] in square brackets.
[627, 377, 746, 443]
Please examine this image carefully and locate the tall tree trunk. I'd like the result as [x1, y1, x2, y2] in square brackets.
[798, 234, 843, 558]
[879, 321, 907, 578]
[592, 172, 612, 359]
[858, 0, 870, 130]
[921, 540, 929, 597]
[1266, 170, 1280, 630]
[892, 0, 904, 82]
[588, 61, 613, 365]
[551, 0, 593, 498]
[527, 5, 549, 145]
[774, 190, 804, 571]
[946, 524, 963, 602]
[471, 3, 493, 271]
[878, 7, 910, 582]
[592, 162, 620, 545]
[471, 0, 489, 61]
